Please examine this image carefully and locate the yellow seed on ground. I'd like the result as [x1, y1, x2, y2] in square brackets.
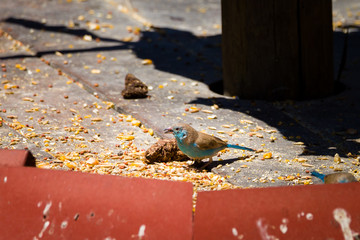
[23, 97, 34, 102]
[189, 107, 200, 113]
[302, 180, 312, 185]
[301, 163, 314, 167]
[103, 101, 115, 109]
[141, 59, 153, 65]
[37, 163, 50, 169]
[65, 161, 77, 169]
[122, 36, 133, 42]
[334, 153, 341, 164]
[91, 118, 103, 122]
[207, 115, 217, 119]
[270, 135, 277, 142]
[297, 158, 308, 163]
[83, 35, 92, 41]
[148, 129, 154, 136]
[123, 135, 135, 141]
[131, 120, 141, 127]
[240, 119, 254, 125]
[263, 152, 272, 159]
[86, 157, 99, 165]
[91, 69, 101, 74]
[285, 175, 296, 181]
[202, 110, 213, 114]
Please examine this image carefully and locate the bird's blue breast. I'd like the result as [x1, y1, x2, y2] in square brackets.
[177, 141, 222, 159]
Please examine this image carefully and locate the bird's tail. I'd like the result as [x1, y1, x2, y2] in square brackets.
[227, 144, 255, 152]
[311, 171, 325, 182]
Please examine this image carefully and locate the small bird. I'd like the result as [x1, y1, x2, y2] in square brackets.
[164, 123, 255, 169]
[311, 171, 357, 184]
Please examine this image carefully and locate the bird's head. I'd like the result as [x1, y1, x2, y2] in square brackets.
[164, 124, 190, 140]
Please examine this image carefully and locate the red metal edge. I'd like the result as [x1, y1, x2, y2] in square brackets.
[0, 167, 193, 240]
[194, 183, 360, 240]
[0, 149, 35, 167]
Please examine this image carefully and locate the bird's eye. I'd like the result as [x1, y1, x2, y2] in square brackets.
[174, 127, 179, 131]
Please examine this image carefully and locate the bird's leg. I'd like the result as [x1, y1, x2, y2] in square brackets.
[189, 159, 201, 168]
[199, 157, 213, 171]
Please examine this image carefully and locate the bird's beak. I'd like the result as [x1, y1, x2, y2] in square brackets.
[164, 127, 173, 133]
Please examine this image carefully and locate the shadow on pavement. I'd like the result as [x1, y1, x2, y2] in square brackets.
[2, 17, 223, 93]
[2, 17, 359, 158]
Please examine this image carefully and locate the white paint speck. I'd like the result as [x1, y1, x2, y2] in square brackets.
[306, 213, 313, 221]
[256, 218, 279, 240]
[37, 201, 42, 208]
[38, 221, 50, 238]
[61, 221, 68, 229]
[279, 218, 288, 234]
[48, 221, 55, 235]
[4, 176, 7, 183]
[138, 224, 146, 239]
[43, 201, 52, 217]
[333, 208, 358, 240]
[58, 202, 62, 212]
[279, 224, 288, 234]
[108, 209, 114, 216]
[232, 227, 238, 236]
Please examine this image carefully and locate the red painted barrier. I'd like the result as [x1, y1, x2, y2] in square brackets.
[2, 150, 359, 239]
[0, 167, 193, 240]
[193, 183, 360, 239]
[0, 149, 35, 167]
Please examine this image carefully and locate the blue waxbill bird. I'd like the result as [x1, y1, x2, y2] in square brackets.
[311, 171, 357, 184]
[164, 123, 255, 169]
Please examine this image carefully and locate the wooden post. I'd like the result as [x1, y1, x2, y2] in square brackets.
[221, 0, 333, 100]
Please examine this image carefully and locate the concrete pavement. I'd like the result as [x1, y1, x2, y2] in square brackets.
[0, 0, 359, 187]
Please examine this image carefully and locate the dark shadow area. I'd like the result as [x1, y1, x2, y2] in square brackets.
[133, 27, 223, 92]
[188, 94, 360, 157]
[2, 17, 223, 93]
[186, 158, 239, 172]
[4, 17, 121, 43]
[1, 17, 359, 158]
[205, 158, 243, 171]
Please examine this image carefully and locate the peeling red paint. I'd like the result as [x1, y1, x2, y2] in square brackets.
[193, 183, 360, 239]
[1, 150, 360, 239]
[0, 167, 193, 239]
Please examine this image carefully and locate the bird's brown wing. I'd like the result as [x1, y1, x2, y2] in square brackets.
[195, 132, 227, 150]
